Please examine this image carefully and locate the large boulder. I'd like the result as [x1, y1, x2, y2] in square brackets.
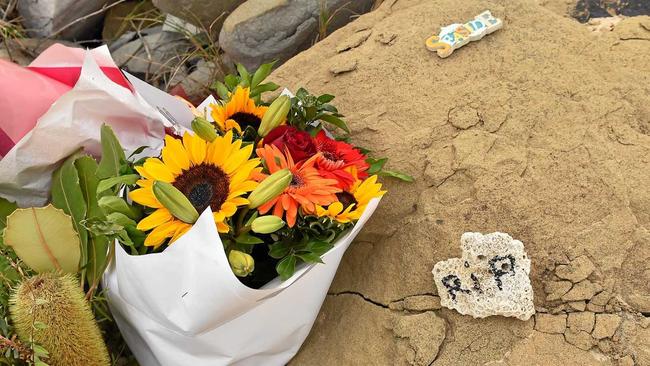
[270, 0, 650, 364]
[112, 29, 192, 75]
[17, 0, 116, 40]
[151, 0, 245, 33]
[219, 0, 375, 70]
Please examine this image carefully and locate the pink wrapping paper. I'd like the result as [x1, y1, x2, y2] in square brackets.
[0, 44, 129, 158]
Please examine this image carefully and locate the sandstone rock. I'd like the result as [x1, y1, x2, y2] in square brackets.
[270, 0, 650, 363]
[568, 311, 595, 333]
[618, 355, 635, 366]
[219, 0, 375, 70]
[329, 59, 357, 75]
[17, 0, 114, 40]
[562, 280, 601, 302]
[591, 290, 613, 306]
[336, 29, 373, 53]
[592, 314, 622, 339]
[535, 313, 567, 334]
[564, 328, 596, 350]
[390, 312, 446, 365]
[587, 303, 606, 313]
[568, 301, 587, 312]
[545, 280, 573, 301]
[432, 232, 534, 321]
[112, 30, 191, 75]
[152, 0, 245, 31]
[555, 255, 596, 283]
[402, 295, 442, 312]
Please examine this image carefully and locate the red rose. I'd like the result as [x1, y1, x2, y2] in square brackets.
[264, 125, 316, 162]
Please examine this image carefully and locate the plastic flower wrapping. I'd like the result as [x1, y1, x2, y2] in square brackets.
[0, 46, 411, 366]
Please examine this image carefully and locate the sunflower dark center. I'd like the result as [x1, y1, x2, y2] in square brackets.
[173, 164, 230, 213]
[336, 192, 357, 208]
[230, 112, 261, 131]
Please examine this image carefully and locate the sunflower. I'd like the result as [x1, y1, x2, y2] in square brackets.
[210, 86, 268, 133]
[255, 144, 341, 227]
[316, 167, 385, 223]
[313, 131, 370, 189]
[130, 131, 260, 248]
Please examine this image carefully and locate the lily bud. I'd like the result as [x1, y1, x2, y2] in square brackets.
[248, 169, 292, 209]
[98, 196, 141, 220]
[228, 250, 255, 277]
[191, 116, 218, 142]
[152, 181, 199, 224]
[258, 95, 291, 137]
[251, 215, 285, 234]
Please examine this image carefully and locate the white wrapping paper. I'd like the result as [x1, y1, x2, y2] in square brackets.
[103, 198, 380, 366]
[0, 52, 167, 207]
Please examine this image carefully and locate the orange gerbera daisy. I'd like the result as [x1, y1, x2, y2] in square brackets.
[255, 144, 341, 227]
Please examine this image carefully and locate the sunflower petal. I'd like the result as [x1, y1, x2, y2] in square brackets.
[183, 132, 207, 165]
[162, 135, 190, 174]
[130, 188, 162, 208]
[137, 208, 173, 231]
[144, 221, 182, 247]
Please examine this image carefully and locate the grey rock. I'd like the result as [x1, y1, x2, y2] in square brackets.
[219, 0, 375, 70]
[112, 30, 191, 75]
[152, 0, 245, 31]
[178, 60, 224, 103]
[17, 0, 116, 40]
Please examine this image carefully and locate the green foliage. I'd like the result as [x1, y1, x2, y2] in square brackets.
[366, 157, 414, 182]
[3, 206, 81, 274]
[267, 215, 349, 280]
[210, 61, 279, 103]
[97, 125, 127, 180]
[288, 88, 350, 134]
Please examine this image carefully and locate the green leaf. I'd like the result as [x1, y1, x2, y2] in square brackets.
[212, 81, 230, 100]
[379, 170, 415, 182]
[318, 114, 350, 133]
[251, 61, 276, 88]
[51, 153, 88, 267]
[224, 74, 239, 90]
[304, 241, 334, 256]
[276, 254, 296, 281]
[3, 205, 81, 273]
[295, 252, 324, 264]
[236, 63, 250, 87]
[0, 197, 17, 231]
[97, 124, 126, 179]
[366, 157, 388, 174]
[317, 94, 335, 103]
[75, 156, 110, 289]
[234, 232, 264, 245]
[128, 145, 149, 159]
[250, 82, 280, 98]
[97, 174, 139, 194]
[268, 241, 291, 259]
[106, 212, 136, 227]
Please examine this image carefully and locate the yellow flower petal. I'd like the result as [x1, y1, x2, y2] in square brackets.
[170, 223, 192, 243]
[130, 188, 162, 208]
[183, 132, 207, 165]
[143, 158, 175, 182]
[328, 202, 344, 216]
[144, 220, 182, 248]
[162, 135, 190, 174]
[137, 208, 173, 231]
[217, 221, 230, 233]
[220, 202, 238, 217]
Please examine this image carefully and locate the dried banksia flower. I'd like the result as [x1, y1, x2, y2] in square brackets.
[10, 273, 110, 366]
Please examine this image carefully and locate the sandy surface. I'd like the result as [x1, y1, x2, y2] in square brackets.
[270, 0, 650, 364]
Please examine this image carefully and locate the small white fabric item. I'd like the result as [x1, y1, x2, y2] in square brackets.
[432, 232, 535, 320]
[0, 52, 166, 207]
[103, 198, 380, 366]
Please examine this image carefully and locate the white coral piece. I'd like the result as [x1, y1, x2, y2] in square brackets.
[432, 232, 535, 321]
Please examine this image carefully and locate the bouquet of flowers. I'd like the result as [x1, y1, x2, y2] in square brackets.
[0, 47, 409, 366]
